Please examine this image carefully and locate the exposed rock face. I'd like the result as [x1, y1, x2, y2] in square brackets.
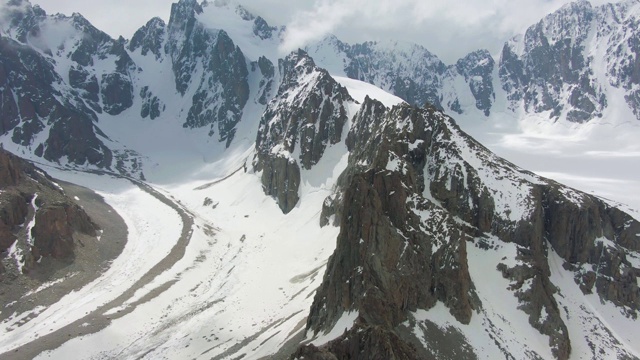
[253, 16, 277, 40]
[307, 1, 640, 123]
[497, 0, 640, 122]
[254, 50, 354, 213]
[0, 1, 140, 168]
[1, 0, 273, 173]
[139, 86, 164, 120]
[254, 56, 275, 105]
[129, 17, 166, 59]
[0, 149, 98, 274]
[307, 37, 447, 109]
[499, 1, 605, 121]
[293, 324, 422, 360]
[603, 0, 640, 119]
[307, 36, 500, 119]
[257, 153, 301, 215]
[67, 14, 137, 115]
[455, 50, 496, 116]
[101, 72, 134, 116]
[165, 0, 250, 144]
[31, 201, 96, 259]
[298, 98, 640, 359]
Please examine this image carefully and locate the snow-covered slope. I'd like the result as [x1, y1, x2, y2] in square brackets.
[0, 56, 402, 360]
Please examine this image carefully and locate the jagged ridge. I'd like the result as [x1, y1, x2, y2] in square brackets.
[297, 97, 640, 359]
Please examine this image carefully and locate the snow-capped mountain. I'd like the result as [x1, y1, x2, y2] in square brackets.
[0, 0, 283, 173]
[309, 0, 640, 124]
[1, 0, 639, 359]
[297, 98, 640, 359]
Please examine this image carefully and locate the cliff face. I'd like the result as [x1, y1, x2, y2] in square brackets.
[0, 149, 98, 275]
[254, 50, 354, 213]
[296, 99, 640, 359]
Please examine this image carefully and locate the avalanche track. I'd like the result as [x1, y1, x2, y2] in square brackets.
[0, 170, 195, 359]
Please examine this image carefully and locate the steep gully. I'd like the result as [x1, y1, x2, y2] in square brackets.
[0, 168, 196, 359]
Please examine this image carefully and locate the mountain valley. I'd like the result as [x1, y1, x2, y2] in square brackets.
[0, 0, 639, 359]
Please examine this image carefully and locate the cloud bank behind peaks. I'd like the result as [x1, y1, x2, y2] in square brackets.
[277, 0, 613, 63]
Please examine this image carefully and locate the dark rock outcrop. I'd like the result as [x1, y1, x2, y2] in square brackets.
[139, 86, 164, 120]
[0, 149, 98, 274]
[101, 73, 134, 116]
[129, 17, 167, 59]
[31, 201, 97, 260]
[257, 153, 301, 215]
[0, 2, 131, 168]
[165, 0, 250, 144]
[254, 50, 353, 213]
[254, 56, 275, 105]
[455, 50, 495, 116]
[299, 98, 640, 359]
[293, 324, 422, 360]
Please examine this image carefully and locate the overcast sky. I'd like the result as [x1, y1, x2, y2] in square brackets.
[30, 0, 616, 63]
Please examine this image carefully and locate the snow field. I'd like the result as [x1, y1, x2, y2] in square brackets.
[36, 157, 343, 359]
[0, 169, 182, 355]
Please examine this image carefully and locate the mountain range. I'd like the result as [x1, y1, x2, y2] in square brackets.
[0, 0, 639, 359]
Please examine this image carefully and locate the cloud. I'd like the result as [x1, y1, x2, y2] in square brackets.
[0, 0, 33, 27]
[27, 0, 626, 63]
[31, 0, 176, 39]
[277, 0, 621, 62]
[278, 0, 360, 53]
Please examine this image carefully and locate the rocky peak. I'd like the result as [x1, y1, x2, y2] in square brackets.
[0, 0, 44, 43]
[0, 34, 113, 168]
[183, 29, 249, 142]
[306, 35, 489, 119]
[253, 16, 277, 40]
[601, 0, 640, 117]
[254, 50, 354, 213]
[174, 0, 204, 16]
[346, 41, 446, 108]
[499, 0, 605, 122]
[454, 49, 496, 116]
[165, 0, 204, 66]
[300, 99, 640, 359]
[129, 17, 166, 58]
[161, 0, 251, 142]
[232, 3, 255, 21]
[167, 0, 203, 33]
[530, 0, 594, 50]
